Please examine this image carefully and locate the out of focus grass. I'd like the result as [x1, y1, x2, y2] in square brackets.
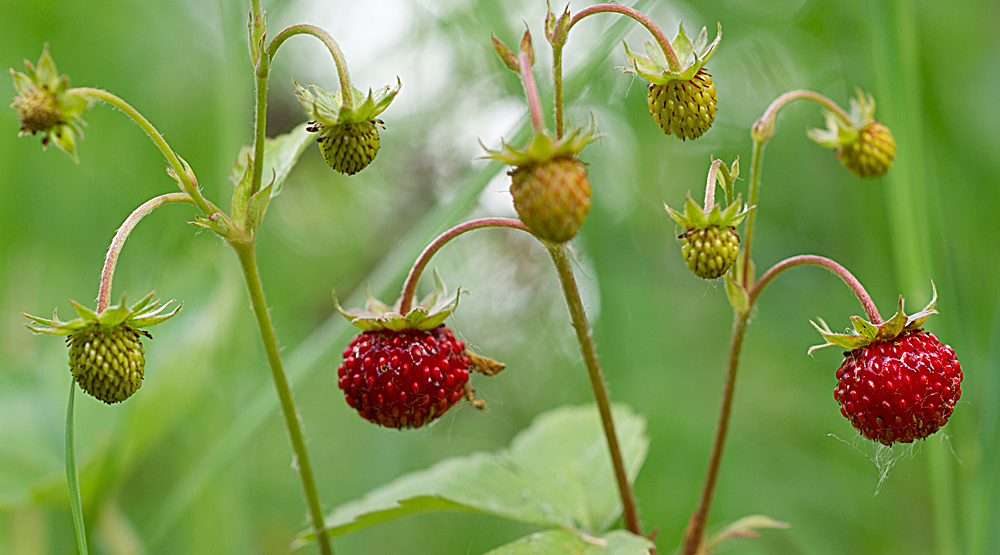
[1, 0, 998, 553]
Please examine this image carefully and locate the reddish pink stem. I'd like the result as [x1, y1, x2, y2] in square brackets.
[518, 52, 547, 134]
[750, 254, 882, 323]
[398, 218, 533, 313]
[569, 4, 681, 72]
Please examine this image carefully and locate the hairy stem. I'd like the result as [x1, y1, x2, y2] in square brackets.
[518, 52, 546, 134]
[66, 381, 89, 555]
[233, 241, 334, 555]
[750, 255, 882, 324]
[398, 218, 532, 314]
[97, 194, 195, 312]
[568, 4, 680, 71]
[703, 159, 725, 210]
[269, 25, 354, 110]
[753, 89, 852, 143]
[681, 312, 748, 555]
[547, 243, 643, 538]
[250, 52, 270, 198]
[69, 88, 217, 217]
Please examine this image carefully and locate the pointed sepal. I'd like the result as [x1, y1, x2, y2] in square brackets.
[620, 22, 722, 85]
[334, 270, 464, 332]
[24, 292, 181, 336]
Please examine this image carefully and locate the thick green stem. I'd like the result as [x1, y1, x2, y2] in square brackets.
[66, 381, 89, 555]
[68, 87, 218, 218]
[268, 25, 353, 110]
[97, 193, 195, 312]
[681, 313, 748, 555]
[739, 140, 765, 287]
[568, 4, 680, 71]
[547, 244, 643, 538]
[250, 54, 270, 197]
[398, 218, 531, 314]
[233, 241, 334, 555]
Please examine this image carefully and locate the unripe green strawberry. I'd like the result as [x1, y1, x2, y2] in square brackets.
[680, 225, 739, 279]
[295, 78, 400, 176]
[24, 292, 181, 404]
[836, 121, 895, 178]
[666, 158, 749, 280]
[809, 90, 895, 179]
[622, 22, 722, 141]
[510, 157, 591, 243]
[484, 125, 599, 243]
[68, 325, 148, 404]
[314, 119, 382, 176]
[647, 69, 717, 140]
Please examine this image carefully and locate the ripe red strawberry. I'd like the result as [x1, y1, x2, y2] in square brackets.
[832, 330, 961, 445]
[812, 285, 961, 445]
[334, 272, 501, 428]
[338, 327, 470, 428]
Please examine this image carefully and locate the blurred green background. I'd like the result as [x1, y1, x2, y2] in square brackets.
[1, 0, 998, 553]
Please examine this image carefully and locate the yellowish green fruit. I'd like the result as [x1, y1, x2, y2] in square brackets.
[511, 157, 591, 243]
[647, 69, 717, 140]
[836, 121, 895, 178]
[68, 325, 147, 404]
[317, 120, 381, 175]
[680, 225, 739, 279]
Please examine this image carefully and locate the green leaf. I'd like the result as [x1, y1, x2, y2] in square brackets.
[231, 122, 313, 200]
[296, 405, 648, 543]
[486, 530, 654, 555]
[246, 178, 273, 232]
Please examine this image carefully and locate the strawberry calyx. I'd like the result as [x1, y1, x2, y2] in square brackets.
[24, 291, 181, 336]
[665, 192, 750, 233]
[334, 269, 462, 332]
[482, 119, 599, 168]
[620, 21, 721, 85]
[809, 283, 938, 354]
[294, 76, 400, 130]
[807, 88, 883, 151]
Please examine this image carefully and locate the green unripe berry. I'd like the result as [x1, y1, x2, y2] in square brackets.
[680, 225, 740, 279]
[68, 325, 146, 404]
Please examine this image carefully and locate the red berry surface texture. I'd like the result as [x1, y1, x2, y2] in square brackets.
[339, 327, 471, 429]
[833, 330, 961, 446]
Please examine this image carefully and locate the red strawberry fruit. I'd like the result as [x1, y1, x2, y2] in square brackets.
[338, 327, 470, 428]
[334, 272, 500, 429]
[811, 285, 962, 445]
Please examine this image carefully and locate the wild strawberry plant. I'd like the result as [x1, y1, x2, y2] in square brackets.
[10, 1, 961, 554]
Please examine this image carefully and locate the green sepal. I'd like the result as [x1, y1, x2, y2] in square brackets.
[334, 270, 463, 332]
[807, 89, 878, 150]
[482, 119, 599, 167]
[620, 22, 721, 85]
[245, 176, 274, 233]
[294, 77, 400, 129]
[665, 192, 750, 232]
[544, 1, 572, 46]
[492, 35, 519, 72]
[24, 292, 181, 336]
[701, 515, 790, 554]
[809, 282, 939, 354]
[724, 274, 750, 315]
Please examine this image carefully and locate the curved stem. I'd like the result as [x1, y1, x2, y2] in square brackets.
[753, 89, 852, 143]
[97, 193, 195, 312]
[568, 4, 680, 72]
[68, 88, 217, 218]
[232, 241, 334, 555]
[66, 381, 89, 555]
[681, 312, 748, 555]
[518, 52, 546, 134]
[398, 218, 532, 314]
[268, 25, 353, 110]
[750, 255, 882, 324]
[547, 243, 644, 539]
